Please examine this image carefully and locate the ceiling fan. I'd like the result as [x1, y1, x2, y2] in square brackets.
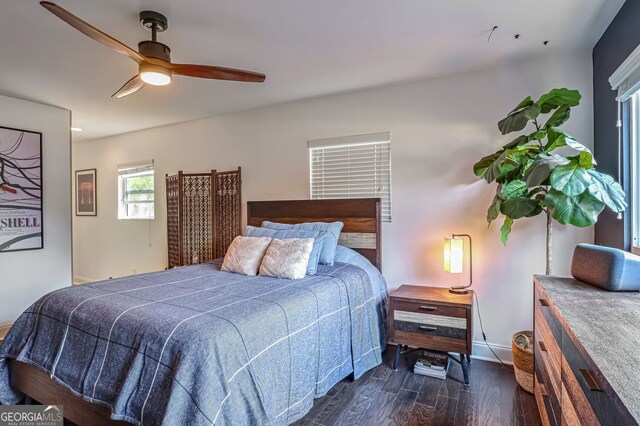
[40, 2, 266, 98]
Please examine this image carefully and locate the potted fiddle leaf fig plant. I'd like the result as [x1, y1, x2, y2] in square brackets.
[473, 88, 627, 274]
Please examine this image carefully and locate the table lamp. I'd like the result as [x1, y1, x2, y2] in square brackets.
[444, 234, 472, 294]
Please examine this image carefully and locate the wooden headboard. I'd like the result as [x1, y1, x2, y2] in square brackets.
[246, 198, 382, 271]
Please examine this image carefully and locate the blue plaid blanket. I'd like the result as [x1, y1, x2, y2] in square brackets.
[0, 261, 383, 425]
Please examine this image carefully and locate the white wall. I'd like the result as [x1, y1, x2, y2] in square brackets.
[73, 52, 594, 355]
[0, 95, 72, 325]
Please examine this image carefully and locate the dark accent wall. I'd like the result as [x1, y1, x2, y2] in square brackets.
[593, 0, 640, 250]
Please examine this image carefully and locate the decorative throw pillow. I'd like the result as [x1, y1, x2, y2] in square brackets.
[259, 238, 314, 280]
[243, 226, 325, 275]
[221, 236, 272, 276]
[261, 221, 344, 265]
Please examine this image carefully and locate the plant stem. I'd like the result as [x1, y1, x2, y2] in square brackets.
[546, 209, 553, 275]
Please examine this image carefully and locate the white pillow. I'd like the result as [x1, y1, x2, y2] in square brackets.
[222, 236, 272, 276]
[259, 238, 314, 280]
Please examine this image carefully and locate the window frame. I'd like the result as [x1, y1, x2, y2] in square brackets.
[117, 162, 155, 220]
[631, 93, 640, 254]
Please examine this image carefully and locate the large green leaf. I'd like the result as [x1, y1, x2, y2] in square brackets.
[544, 104, 571, 128]
[550, 163, 593, 196]
[509, 96, 534, 114]
[546, 189, 605, 227]
[502, 135, 529, 149]
[502, 180, 527, 199]
[487, 194, 502, 225]
[545, 128, 571, 151]
[536, 88, 581, 114]
[587, 170, 627, 213]
[473, 151, 501, 177]
[484, 151, 520, 183]
[498, 104, 541, 135]
[576, 151, 595, 169]
[500, 216, 514, 245]
[500, 197, 539, 219]
[524, 154, 570, 187]
[526, 205, 543, 218]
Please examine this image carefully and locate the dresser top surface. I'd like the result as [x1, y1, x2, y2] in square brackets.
[535, 274, 640, 421]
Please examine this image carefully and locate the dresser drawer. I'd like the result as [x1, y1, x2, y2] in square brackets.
[561, 327, 635, 425]
[535, 364, 560, 426]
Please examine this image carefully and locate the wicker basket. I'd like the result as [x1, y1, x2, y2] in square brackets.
[512, 331, 534, 394]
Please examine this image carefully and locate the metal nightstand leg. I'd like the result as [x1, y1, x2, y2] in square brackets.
[392, 344, 402, 371]
[460, 354, 469, 386]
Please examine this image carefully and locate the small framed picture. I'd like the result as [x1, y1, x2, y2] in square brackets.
[75, 169, 97, 216]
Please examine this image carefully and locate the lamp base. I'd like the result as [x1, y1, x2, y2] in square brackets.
[449, 287, 470, 295]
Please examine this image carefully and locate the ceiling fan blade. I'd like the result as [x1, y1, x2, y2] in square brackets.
[112, 75, 145, 98]
[169, 64, 266, 83]
[40, 1, 145, 64]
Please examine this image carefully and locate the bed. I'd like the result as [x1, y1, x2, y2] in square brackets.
[0, 198, 387, 426]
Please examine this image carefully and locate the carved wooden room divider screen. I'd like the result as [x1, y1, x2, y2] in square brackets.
[166, 167, 241, 269]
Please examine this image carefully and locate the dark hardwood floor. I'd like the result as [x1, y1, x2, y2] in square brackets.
[294, 345, 541, 426]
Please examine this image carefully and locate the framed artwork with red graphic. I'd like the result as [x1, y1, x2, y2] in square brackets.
[0, 126, 43, 252]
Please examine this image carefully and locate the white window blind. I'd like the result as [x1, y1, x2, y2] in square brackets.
[117, 160, 155, 220]
[309, 132, 391, 222]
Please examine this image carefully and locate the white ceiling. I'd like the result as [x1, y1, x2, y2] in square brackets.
[0, 0, 624, 142]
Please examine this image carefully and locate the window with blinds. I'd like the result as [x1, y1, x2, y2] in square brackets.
[117, 160, 155, 220]
[309, 132, 391, 222]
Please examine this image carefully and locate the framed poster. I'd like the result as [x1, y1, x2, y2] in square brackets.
[0, 126, 43, 253]
[75, 169, 97, 216]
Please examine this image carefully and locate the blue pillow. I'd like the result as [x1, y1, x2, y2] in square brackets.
[243, 226, 325, 276]
[261, 221, 343, 265]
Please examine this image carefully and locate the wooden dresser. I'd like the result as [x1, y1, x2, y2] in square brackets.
[534, 275, 640, 425]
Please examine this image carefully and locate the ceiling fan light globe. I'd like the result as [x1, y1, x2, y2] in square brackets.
[139, 63, 171, 86]
[141, 71, 171, 86]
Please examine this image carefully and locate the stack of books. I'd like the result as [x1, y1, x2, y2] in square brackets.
[413, 350, 450, 380]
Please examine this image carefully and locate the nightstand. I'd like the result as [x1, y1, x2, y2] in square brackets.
[389, 285, 474, 385]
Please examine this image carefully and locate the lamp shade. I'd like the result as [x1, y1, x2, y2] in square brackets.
[444, 237, 464, 273]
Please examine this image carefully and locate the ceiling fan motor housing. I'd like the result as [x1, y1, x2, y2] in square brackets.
[138, 41, 171, 62]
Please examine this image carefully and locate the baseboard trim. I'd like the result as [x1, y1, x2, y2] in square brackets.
[388, 341, 513, 365]
[73, 275, 97, 285]
[471, 340, 513, 365]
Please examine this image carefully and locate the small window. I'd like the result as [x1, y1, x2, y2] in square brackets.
[309, 132, 391, 222]
[118, 161, 154, 220]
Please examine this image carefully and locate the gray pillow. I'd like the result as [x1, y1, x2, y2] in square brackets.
[243, 226, 325, 275]
[261, 221, 344, 265]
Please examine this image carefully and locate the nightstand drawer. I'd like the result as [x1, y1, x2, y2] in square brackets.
[394, 330, 467, 352]
[392, 300, 467, 318]
[393, 310, 467, 339]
